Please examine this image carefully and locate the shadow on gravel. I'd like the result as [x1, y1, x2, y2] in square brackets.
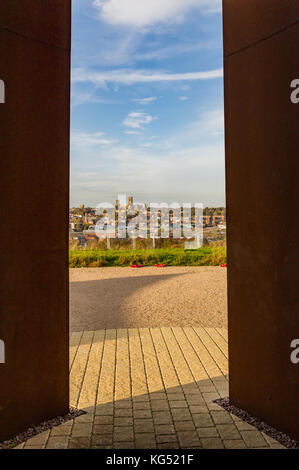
[70, 273, 188, 331]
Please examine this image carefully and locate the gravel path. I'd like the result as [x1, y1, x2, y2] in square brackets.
[70, 266, 227, 332]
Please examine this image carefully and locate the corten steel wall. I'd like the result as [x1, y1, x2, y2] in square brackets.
[0, 2, 71, 441]
[223, 1, 299, 440]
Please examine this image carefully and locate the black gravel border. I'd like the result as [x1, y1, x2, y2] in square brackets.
[0, 407, 86, 449]
[215, 397, 299, 449]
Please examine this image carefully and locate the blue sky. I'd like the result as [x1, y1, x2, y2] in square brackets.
[71, 0, 224, 207]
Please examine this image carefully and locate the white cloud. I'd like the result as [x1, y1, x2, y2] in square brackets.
[70, 108, 225, 206]
[179, 96, 189, 101]
[94, 30, 142, 67]
[71, 87, 95, 108]
[181, 85, 191, 91]
[71, 140, 225, 206]
[161, 108, 224, 151]
[72, 67, 223, 87]
[140, 143, 151, 148]
[132, 96, 157, 105]
[71, 84, 121, 107]
[191, 109, 224, 136]
[123, 112, 156, 129]
[71, 130, 117, 147]
[93, 0, 221, 28]
[124, 129, 141, 135]
[135, 41, 216, 61]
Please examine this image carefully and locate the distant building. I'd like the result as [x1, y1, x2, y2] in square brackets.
[69, 231, 87, 246]
[69, 222, 84, 232]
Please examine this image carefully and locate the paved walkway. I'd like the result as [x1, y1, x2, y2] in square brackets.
[19, 328, 284, 449]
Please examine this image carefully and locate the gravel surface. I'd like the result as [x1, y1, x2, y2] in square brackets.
[0, 408, 84, 449]
[215, 398, 298, 449]
[70, 266, 227, 332]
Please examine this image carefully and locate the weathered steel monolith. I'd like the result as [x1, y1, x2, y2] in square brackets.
[0, 1, 71, 441]
[223, 0, 299, 441]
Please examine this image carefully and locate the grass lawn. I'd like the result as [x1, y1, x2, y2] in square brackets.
[69, 247, 227, 268]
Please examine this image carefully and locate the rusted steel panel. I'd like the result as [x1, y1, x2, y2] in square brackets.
[223, 0, 299, 55]
[0, 1, 71, 441]
[223, 0, 299, 441]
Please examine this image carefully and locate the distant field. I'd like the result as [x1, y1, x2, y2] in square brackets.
[69, 247, 227, 267]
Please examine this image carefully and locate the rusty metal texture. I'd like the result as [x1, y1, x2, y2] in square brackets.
[223, 0, 299, 441]
[0, 1, 71, 441]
